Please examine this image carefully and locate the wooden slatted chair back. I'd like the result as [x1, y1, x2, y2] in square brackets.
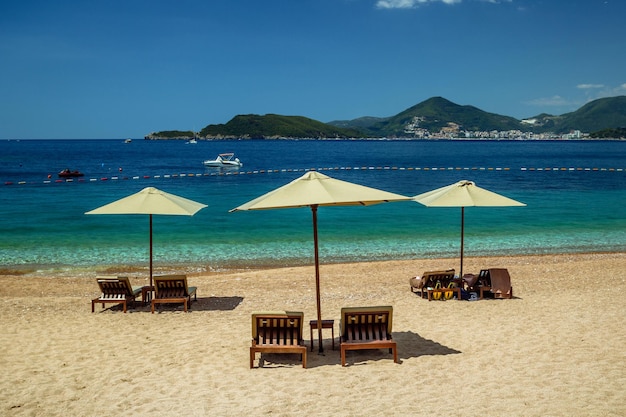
[249, 311, 307, 368]
[478, 269, 492, 286]
[252, 312, 304, 346]
[340, 306, 393, 342]
[96, 276, 133, 298]
[422, 269, 456, 288]
[154, 274, 190, 298]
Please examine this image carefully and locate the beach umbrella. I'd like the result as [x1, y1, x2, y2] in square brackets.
[230, 171, 410, 353]
[413, 180, 525, 277]
[85, 187, 207, 286]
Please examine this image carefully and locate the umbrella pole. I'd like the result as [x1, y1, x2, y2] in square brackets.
[311, 205, 324, 354]
[149, 214, 153, 287]
[460, 207, 464, 278]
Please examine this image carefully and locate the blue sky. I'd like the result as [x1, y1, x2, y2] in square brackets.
[1, 0, 624, 139]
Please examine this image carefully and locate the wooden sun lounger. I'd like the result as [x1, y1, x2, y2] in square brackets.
[151, 274, 197, 313]
[91, 275, 143, 313]
[250, 312, 307, 368]
[481, 268, 513, 299]
[409, 269, 457, 300]
[340, 306, 398, 366]
[464, 269, 513, 299]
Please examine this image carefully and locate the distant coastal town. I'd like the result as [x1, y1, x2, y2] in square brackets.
[402, 118, 588, 140]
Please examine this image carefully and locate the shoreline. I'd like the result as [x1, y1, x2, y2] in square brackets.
[1, 249, 623, 280]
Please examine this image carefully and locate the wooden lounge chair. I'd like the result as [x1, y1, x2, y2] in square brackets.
[91, 275, 143, 313]
[250, 311, 307, 368]
[409, 269, 457, 300]
[482, 268, 513, 299]
[467, 268, 513, 299]
[462, 272, 480, 292]
[340, 306, 398, 366]
[151, 274, 197, 313]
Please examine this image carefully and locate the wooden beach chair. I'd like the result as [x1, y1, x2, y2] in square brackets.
[91, 275, 143, 313]
[250, 311, 307, 368]
[483, 268, 513, 299]
[339, 306, 398, 366]
[409, 269, 457, 300]
[151, 274, 197, 313]
[462, 272, 480, 292]
[470, 268, 513, 299]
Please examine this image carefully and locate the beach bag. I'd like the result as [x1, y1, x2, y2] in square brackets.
[432, 281, 442, 300]
[443, 282, 455, 300]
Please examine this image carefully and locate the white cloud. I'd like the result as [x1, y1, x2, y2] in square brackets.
[376, 0, 460, 9]
[375, 0, 509, 9]
[376, 0, 424, 9]
[577, 84, 605, 89]
[577, 83, 626, 100]
[596, 84, 626, 99]
[526, 83, 626, 114]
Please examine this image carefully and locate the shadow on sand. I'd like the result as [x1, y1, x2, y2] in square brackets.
[252, 330, 460, 369]
[150, 296, 244, 313]
[95, 296, 244, 313]
[189, 296, 244, 311]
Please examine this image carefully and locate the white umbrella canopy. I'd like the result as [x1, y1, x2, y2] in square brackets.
[85, 186, 207, 215]
[85, 187, 207, 285]
[231, 171, 410, 353]
[413, 179, 526, 208]
[233, 170, 410, 210]
[413, 180, 525, 277]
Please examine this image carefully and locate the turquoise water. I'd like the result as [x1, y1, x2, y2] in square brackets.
[1, 139, 625, 276]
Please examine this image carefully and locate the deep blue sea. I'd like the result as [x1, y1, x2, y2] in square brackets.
[1, 139, 625, 277]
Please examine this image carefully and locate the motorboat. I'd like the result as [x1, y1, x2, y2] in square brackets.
[203, 153, 243, 168]
[58, 169, 84, 178]
[185, 138, 198, 145]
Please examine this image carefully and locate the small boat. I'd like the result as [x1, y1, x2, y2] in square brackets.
[203, 153, 243, 168]
[185, 139, 198, 145]
[58, 169, 84, 178]
[124, 138, 132, 143]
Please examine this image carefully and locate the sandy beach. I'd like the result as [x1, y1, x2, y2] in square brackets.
[1, 252, 625, 416]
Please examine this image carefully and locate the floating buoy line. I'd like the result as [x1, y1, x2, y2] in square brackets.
[3, 165, 625, 186]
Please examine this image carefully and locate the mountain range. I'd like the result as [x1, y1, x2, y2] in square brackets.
[146, 96, 626, 140]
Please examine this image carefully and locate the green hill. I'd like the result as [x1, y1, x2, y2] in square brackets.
[523, 97, 626, 133]
[329, 116, 389, 129]
[363, 97, 522, 136]
[144, 130, 195, 139]
[589, 127, 626, 139]
[554, 96, 626, 132]
[198, 114, 363, 139]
